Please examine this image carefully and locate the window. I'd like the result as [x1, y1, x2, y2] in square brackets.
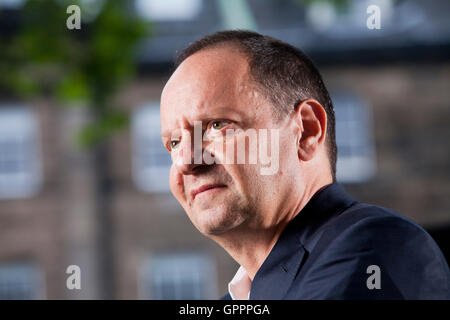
[132, 102, 172, 193]
[333, 92, 376, 183]
[0, 263, 44, 299]
[135, 0, 202, 21]
[139, 253, 218, 300]
[306, 0, 395, 35]
[0, 106, 42, 199]
[0, 0, 26, 9]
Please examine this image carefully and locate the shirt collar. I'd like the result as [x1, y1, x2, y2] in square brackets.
[228, 266, 252, 300]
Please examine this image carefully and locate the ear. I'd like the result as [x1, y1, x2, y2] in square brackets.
[294, 99, 327, 161]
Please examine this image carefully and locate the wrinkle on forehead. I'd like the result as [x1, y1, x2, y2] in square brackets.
[161, 46, 268, 128]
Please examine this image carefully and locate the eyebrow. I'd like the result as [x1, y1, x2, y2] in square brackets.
[161, 130, 171, 139]
[160, 106, 245, 139]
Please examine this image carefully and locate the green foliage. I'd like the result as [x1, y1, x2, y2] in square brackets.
[0, 0, 150, 147]
[57, 72, 91, 102]
[78, 109, 130, 148]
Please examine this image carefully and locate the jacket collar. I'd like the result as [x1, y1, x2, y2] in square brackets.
[249, 183, 357, 299]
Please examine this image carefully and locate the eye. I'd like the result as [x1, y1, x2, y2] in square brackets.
[169, 139, 180, 150]
[210, 120, 229, 131]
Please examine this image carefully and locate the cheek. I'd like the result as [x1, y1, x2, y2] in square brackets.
[228, 163, 258, 198]
[169, 165, 186, 204]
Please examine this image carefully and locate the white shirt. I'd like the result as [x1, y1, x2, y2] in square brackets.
[228, 266, 252, 300]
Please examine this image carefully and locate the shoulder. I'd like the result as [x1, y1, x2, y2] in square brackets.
[318, 203, 447, 268]
[297, 203, 450, 299]
[323, 202, 436, 247]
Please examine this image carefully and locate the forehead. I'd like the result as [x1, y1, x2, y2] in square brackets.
[166, 46, 250, 97]
[160, 47, 263, 134]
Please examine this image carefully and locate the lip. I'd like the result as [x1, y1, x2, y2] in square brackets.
[191, 184, 227, 200]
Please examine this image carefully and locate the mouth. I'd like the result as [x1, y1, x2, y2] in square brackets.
[191, 184, 227, 200]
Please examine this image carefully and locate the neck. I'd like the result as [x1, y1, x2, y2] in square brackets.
[210, 174, 333, 280]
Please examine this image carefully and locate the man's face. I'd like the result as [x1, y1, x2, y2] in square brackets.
[160, 47, 301, 236]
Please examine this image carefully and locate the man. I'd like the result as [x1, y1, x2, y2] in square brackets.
[159, 30, 450, 299]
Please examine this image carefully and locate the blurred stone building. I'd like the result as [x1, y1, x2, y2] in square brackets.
[0, 0, 449, 299]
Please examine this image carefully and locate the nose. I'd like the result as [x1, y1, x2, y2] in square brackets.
[173, 132, 213, 175]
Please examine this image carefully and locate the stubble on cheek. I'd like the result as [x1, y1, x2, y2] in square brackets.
[169, 166, 188, 211]
[192, 197, 249, 236]
[168, 162, 251, 235]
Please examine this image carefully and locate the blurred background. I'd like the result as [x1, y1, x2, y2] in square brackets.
[0, 0, 449, 299]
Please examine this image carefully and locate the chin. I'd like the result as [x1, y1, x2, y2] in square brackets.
[193, 208, 245, 236]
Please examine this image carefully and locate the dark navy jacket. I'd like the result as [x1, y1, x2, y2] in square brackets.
[222, 183, 450, 299]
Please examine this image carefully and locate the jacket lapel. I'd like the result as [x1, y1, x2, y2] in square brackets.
[250, 230, 307, 299]
[249, 183, 357, 299]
